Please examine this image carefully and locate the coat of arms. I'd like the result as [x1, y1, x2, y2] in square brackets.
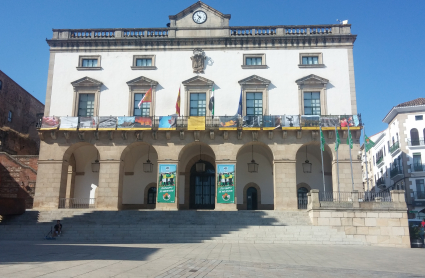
[190, 49, 206, 74]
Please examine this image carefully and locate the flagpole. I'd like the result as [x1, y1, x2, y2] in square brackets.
[336, 124, 340, 201]
[320, 125, 326, 193]
[348, 123, 354, 191]
[364, 125, 370, 193]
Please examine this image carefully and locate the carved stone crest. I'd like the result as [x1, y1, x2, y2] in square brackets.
[190, 48, 206, 73]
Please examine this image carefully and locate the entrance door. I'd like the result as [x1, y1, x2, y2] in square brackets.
[297, 187, 308, 209]
[190, 161, 215, 209]
[247, 187, 258, 210]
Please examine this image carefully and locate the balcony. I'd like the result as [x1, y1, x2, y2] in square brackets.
[376, 157, 384, 168]
[408, 138, 425, 147]
[411, 191, 425, 207]
[390, 167, 404, 179]
[411, 164, 425, 172]
[389, 141, 400, 156]
[376, 177, 386, 189]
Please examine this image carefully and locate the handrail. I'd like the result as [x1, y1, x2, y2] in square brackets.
[389, 141, 400, 154]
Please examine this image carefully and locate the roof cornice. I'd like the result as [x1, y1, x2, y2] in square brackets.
[382, 105, 425, 123]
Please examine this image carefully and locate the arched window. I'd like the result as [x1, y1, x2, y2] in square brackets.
[147, 187, 156, 204]
[410, 128, 419, 146]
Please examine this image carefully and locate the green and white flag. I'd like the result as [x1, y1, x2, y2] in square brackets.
[364, 134, 375, 152]
[320, 126, 325, 151]
[347, 129, 353, 149]
[335, 125, 340, 151]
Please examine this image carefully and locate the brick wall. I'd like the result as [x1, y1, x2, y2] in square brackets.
[0, 70, 44, 155]
[0, 153, 38, 208]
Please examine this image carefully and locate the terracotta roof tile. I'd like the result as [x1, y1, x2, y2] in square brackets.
[396, 98, 425, 107]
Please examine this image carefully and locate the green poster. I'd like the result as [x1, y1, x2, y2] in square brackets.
[217, 164, 235, 203]
[157, 164, 176, 203]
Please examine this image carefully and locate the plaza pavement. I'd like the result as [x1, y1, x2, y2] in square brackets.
[0, 240, 424, 277]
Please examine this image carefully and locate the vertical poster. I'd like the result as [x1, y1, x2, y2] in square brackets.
[157, 164, 177, 203]
[217, 164, 235, 204]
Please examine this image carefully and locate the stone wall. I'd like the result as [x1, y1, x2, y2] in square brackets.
[308, 190, 409, 248]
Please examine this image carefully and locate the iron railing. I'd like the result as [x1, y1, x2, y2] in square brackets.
[390, 167, 403, 178]
[376, 177, 386, 187]
[389, 141, 400, 154]
[412, 191, 425, 200]
[59, 198, 95, 209]
[408, 138, 425, 146]
[319, 192, 353, 202]
[411, 164, 425, 172]
[358, 192, 392, 202]
[297, 196, 308, 209]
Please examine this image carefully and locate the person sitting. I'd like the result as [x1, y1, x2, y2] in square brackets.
[53, 220, 62, 237]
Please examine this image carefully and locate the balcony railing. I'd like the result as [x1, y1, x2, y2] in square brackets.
[376, 157, 384, 167]
[413, 191, 425, 200]
[389, 141, 400, 154]
[376, 177, 386, 187]
[390, 167, 404, 178]
[319, 191, 392, 202]
[408, 138, 425, 147]
[319, 192, 353, 202]
[37, 114, 362, 131]
[59, 198, 95, 209]
[358, 191, 392, 202]
[411, 164, 425, 172]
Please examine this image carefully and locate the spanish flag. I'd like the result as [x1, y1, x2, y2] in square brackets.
[138, 87, 152, 109]
[176, 87, 181, 116]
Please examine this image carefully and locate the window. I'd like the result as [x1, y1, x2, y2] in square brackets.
[416, 179, 425, 199]
[147, 187, 157, 204]
[82, 59, 98, 67]
[302, 56, 318, 65]
[132, 55, 156, 70]
[78, 94, 95, 117]
[415, 115, 423, 121]
[242, 54, 266, 69]
[413, 153, 422, 171]
[77, 55, 101, 70]
[134, 93, 150, 116]
[7, 111, 12, 122]
[299, 53, 324, 67]
[0, 80, 2, 90]
[410, 128, 420, 146]
[246, 92, 263, 116]
[303, 92, 321, 115]
[190, 93, 206, 116]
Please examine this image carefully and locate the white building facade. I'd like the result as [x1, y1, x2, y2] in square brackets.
[34, 2, 362, 211]
[362, 98, 425, 218]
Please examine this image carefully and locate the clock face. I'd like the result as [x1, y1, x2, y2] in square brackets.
[193, 11, 207, 24]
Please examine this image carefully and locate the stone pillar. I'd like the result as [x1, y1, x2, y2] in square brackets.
[308, 189, 320, 210]
[274, 160, 297, 210]
[33, 160, 66, 209]
[96, 160, 121, 210]
[351, 190, 359, 208]
[155, 160, 179, 211]
[391, 190, 407, 208]
[215, 161, 237, 211]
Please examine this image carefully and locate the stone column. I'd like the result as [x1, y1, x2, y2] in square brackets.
[308, 189, 320, 210]
[33, 160, 67, 209]
[96, 160, 121, 210]
[215, 161, 237, 211]
[274, 160, 297, 210]
[155, 160, 179, 211]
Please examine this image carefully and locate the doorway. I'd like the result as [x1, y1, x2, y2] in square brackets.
[247, 187, 258, 210]
[297, 187, 308, 209]
[190, 161, 215, 209]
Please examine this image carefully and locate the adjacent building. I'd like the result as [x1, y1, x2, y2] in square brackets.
[34, 1, 362, 211]
[0, 70, 44, 209]
[361, 98, 425, 219]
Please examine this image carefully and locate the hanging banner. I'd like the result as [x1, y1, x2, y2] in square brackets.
[301, 115, 320, 127]
[340, 115, 360, 127]
[263, 115, 283, 130]
[242, 116, 262, 129]
[158, 115, 177, 130]
[98, 116, 117, 130]
[40, 116, 60, 130]
[79, 117, 97, 130]
[217, 164, 235, 204]
[282, 115, 300, 128]
[188, 116, 205, 130]
[59, 117, 79, 130]
[117, 116, 135, 129]
[219, 115, 239, 130]
[134, 116, 152, 129]
[321, 116, 339, 127]
[157, 164, 176, 203]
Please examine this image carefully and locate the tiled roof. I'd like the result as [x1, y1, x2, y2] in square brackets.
[396, 98, 425, 108]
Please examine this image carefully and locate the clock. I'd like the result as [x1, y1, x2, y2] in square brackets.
[193, 10, 207, 24]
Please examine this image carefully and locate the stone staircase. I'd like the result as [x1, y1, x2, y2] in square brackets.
[0, 210, 367, 245]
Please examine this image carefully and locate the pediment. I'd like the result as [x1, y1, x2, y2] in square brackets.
[295, 74, 329, 85]
[182, 76, 214, 86]
[169, 1, 230, 28]
[126, 76, 158, 87]
[71, 77, 102, 88]
[238, 75, 271, 86]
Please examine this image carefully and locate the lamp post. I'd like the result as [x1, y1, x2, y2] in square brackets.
[248, 144, 259, 173]
[196, 145, 205, 172]
[91, 151, 100, 172]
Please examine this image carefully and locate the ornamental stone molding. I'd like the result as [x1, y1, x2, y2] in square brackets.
[126, 76, 158, 89]
[295, 74, 329, 87]
[238, 75, 271, 87]
[190, 49, 206, 74]
[71, 76, 103, 91]
[182, 76, 214, 89]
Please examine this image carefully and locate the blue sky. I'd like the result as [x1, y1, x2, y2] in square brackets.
[1, 0, 424, 136]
